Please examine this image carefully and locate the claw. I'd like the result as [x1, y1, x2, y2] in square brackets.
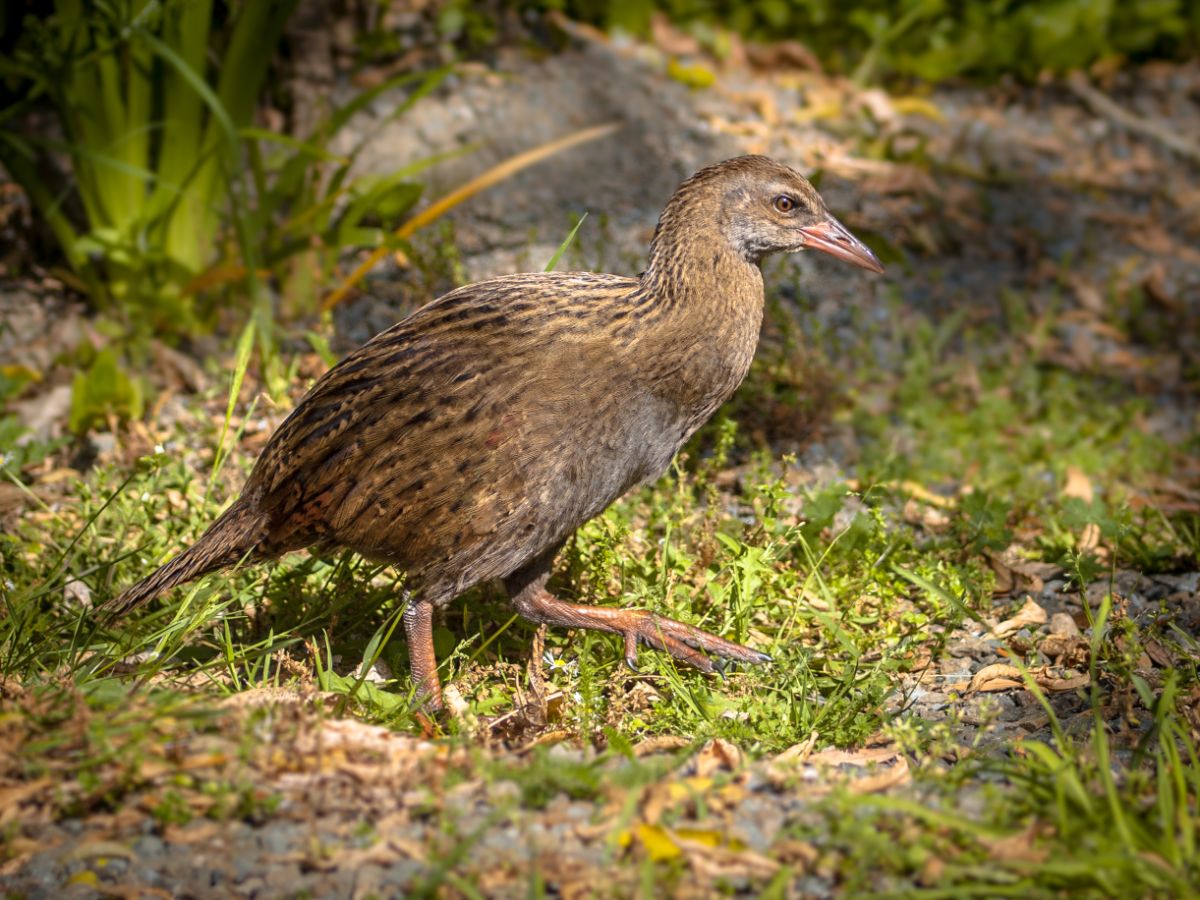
[624, 655, 641, 673]
[713, 658, 727, 681]
[622, 631, 641, 672]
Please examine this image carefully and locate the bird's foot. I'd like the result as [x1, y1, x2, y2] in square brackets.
[620, 610, 771, 675]
[508, 583, 770, 680]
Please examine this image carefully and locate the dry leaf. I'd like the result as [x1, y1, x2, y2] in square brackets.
[1037, 671, 1090, 692]
[990, 598, 1048, 638]
[772, 731, 820, 767]
[987, 554, 1017, 595]
[632, 735, 692, 757]
[744, 40, 821, 73]
[1078, 522, 1103, 553]
[772, 839, 819, 869]
[971, 664, 1090, 693]
[805, 746, 899, 767]
[1063, 466, 1094, 502]
[681, 839, 782, 881]
[1145, 639, 1178, 668]
[0, 779, 54, 826]
[692, 739, 744, 778]
[1069, 274, 1106, 313]
[848, 755, 911, 794]
[904, 498, 951, 531]
[62, 579, 92, 607]
[649, 12, 702, 56]
[162, 821, 224, 845]
[1040, 634, 1090, 667]
[980, 824, 1049, 863]
[970, 664, 1025, 692]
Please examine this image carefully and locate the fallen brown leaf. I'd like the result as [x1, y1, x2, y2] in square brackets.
[970, 664, 1090, 693]
[1144, 639, 1178, 668]
[691, 738, 744, 778]
[990, 597, 1048, 637]
[680, 838, 782, 882]
[1040, 634, 1091, 667]
[1063, 466, 1094, 502]
[848, 755, 911, 794]
[980, 823, 1050, 864]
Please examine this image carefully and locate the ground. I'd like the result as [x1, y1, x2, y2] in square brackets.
[1, 16, 1198, 899]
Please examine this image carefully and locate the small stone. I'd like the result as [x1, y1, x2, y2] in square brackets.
[130, 867, 164, 887]
[236, 875, 265, 896]
[563, 801, 593, 822]
[546, 743, 583, 762]
[90, 431, 117, 458]
[95, 857, 128, 877]
[264, 863, 303, 890]
[486, 779, 522, 806]
[259, 825, 297, 856]
[379, 859, 424, 888]
[939, 657, 972, 675]
[133, 835, 165, 858]
[1049, 612, 1080, 637]
[233, 852, 257, 883]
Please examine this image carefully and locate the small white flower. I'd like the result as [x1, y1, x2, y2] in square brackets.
[154, 443, 164, 454]
[542, 651, 577, 675]
[0, 452, 9, 469]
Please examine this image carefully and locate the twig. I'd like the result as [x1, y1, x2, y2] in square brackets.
[1066, 71, 1200, 165]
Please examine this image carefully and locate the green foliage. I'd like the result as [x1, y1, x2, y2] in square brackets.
[68, 346, 145, 434]
[0, 0, 298, 335]
[534, 0, 1198, 82]
[240, 66, 453, 321]
[0, 365, 67, 469]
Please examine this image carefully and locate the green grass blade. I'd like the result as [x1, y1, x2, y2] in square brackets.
[544, 212, 589, 272]
[210, 319, 256, 487]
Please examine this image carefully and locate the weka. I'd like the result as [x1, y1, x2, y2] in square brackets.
[111, 155, 883, 708]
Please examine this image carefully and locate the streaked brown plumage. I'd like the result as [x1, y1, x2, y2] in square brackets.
[110, 156, 883, 708]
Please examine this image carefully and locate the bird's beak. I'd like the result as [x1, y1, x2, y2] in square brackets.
[798, 215, 884, 273]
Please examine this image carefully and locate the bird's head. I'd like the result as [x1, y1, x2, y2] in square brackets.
[655, 156, 884, 273]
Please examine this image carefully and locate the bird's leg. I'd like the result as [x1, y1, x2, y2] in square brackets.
[503, 555, 770, 675]
[403, 600, 443, 712]
[527, 623, 549, 710]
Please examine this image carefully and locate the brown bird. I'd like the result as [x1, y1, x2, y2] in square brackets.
[110, 156, 883, 708]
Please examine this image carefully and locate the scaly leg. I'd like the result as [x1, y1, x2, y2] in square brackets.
[503, 553, 770, 675]
[403, 600, 443, 711]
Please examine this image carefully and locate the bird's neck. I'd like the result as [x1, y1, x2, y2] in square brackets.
[636, 226, 765, 429]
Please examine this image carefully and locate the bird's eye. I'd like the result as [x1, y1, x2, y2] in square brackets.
[773, 195, 796, 213]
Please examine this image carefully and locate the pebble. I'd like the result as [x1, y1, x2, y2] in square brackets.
[259, 823, 300, 856]
[1049, 611, 1081, 637]
[132, 834, 165, 858]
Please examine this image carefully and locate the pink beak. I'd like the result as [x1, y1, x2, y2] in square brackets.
[799, 215, 884, 273]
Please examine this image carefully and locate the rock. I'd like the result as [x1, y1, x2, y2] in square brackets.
[1049, 612, 1081, 637]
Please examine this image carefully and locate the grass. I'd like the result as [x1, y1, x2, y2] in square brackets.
[1, 273, 1197, 893]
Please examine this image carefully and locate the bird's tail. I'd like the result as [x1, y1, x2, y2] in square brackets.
[104, 501, 268, 620]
